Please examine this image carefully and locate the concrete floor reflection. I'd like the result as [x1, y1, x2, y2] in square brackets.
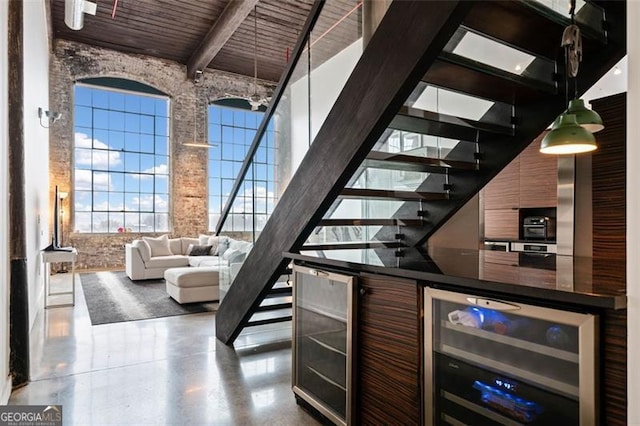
[9, 273, 320, 425]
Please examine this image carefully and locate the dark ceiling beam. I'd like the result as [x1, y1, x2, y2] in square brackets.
[186, 0, 259, 80]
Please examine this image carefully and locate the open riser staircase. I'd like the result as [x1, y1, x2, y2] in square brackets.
[216, 0, 626, 344]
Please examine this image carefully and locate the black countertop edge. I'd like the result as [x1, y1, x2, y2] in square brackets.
[284, 252, 627, 311]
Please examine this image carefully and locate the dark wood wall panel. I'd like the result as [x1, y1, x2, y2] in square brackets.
[591, 93, 626, 260]
[590, 93, 626, 426]
[357, 275, 421, 425]
[519, 133, 558, 208]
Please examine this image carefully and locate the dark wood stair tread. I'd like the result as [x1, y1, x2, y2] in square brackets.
[464, 1, 606, 60]
[255, 302, 292, 312]
[317, 218, 424, 227]
[364, 150, 478, 173]
[424, 53, 555, 105]
[390, 107, 512, 143]
[340, 188, 448, 201]
[302, 241, 405, 251]
[246, 315, 292, 327]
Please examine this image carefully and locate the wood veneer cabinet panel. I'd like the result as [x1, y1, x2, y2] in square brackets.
[484, 209, 519, 240]
[591, 93, 626, 426]
[484, 156, 520, 209]
[482, 251, 519, 265]
[601, 309, 627, 426]
[357, 275, 421, 425]
[591, 94, 626, 260]
[519, 135, 558, 208]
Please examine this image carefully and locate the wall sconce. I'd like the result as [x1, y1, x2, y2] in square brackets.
[193, 70, 203, 84]
[38, 107, 62, 128]
[65, 0, 97, 31]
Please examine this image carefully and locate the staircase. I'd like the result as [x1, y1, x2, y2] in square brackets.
[216, 0, 626, 344]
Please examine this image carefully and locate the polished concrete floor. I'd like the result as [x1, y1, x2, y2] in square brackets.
[9, 272, 321, 425]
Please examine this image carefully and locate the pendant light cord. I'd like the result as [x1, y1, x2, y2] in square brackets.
[570, 0, 578, 99]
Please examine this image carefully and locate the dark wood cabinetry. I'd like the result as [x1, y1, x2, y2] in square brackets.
[357, 275, 421, 425]
[484, 156, 520, 209]
[519, 134, 558, 208]
[484, 209, 519, 240]
[483, 135, 557, 239]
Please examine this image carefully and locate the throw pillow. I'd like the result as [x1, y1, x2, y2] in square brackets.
[221, 248, 240, 263]
[142, 234, 172, 257]
[186, 244, 213, 256]
[215, 237, 230, 256]
[206, 236, 221, 254]
[198, 235, 222, 254]
[168, 238, 182, 255]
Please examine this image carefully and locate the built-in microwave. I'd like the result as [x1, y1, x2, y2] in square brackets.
[523, 216, 556, 241]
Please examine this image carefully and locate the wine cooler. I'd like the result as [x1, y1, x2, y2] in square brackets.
[292, 266, 356, 426]
[425, 288, 597, 426]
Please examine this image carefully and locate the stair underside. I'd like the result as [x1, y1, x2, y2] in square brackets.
[215, 0, 626, 345]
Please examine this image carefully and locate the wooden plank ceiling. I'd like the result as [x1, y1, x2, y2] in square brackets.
[50, 0, 318, 82]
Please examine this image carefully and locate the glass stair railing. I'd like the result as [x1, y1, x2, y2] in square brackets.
[214, 0, 366, 333]
[215, 0, 623, 345]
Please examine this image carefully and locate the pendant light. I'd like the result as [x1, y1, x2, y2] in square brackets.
[565, 98, 603, 132]
[540, 0, 600, 155]
[540, 113, 596, 154]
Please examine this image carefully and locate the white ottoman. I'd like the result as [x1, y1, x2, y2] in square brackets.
[164, 267, 220, 304]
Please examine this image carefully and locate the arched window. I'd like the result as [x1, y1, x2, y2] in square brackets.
[73, 78, 170, 233]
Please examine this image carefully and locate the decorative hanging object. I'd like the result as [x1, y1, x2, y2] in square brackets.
[540, 113, 596, 155]
[541, 0, 601, 155]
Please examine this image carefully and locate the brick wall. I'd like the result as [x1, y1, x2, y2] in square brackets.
[49, 39, 275, 269]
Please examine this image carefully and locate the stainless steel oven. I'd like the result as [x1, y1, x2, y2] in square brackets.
[523, 216, 556, 241]
[484, 241, 510, 252]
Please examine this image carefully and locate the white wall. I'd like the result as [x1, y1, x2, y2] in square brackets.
[23, 0, 50, 329]
[290, 39, 363, 175]
[0, 0, 11, 406]
[627, 2, 639, 424]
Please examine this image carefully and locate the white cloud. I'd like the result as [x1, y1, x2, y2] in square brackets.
[74, 169, 111, 191]
[75, 132, 122, 169]
[132, 164, 169, 180]
[134, 194, 168, 212]
[229, 185, 275, 214]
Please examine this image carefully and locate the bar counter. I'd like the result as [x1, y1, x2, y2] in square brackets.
[285, 246, 626, 310]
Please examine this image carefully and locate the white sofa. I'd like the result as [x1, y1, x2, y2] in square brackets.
[125, 234, 252, 281]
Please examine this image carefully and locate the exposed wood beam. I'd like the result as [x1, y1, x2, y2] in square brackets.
[186, 0, 259, 80]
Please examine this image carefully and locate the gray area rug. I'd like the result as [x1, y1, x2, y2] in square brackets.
[80, 271, 217, 325]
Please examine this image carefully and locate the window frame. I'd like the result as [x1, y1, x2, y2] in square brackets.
[72, 82, 171, 234]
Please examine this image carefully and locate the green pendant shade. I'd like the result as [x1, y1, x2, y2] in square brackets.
[540, 113, 597, 155]
[566, 98, 604, 132]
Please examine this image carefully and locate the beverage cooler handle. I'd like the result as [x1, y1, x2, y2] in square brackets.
[466, 297, 522, 311]
[308, 268, 330, 277]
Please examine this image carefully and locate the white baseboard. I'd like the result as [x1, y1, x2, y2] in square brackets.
[1, 375, 12, 404]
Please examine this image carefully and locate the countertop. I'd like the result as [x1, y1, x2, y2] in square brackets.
[285, 246, 626, 310]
